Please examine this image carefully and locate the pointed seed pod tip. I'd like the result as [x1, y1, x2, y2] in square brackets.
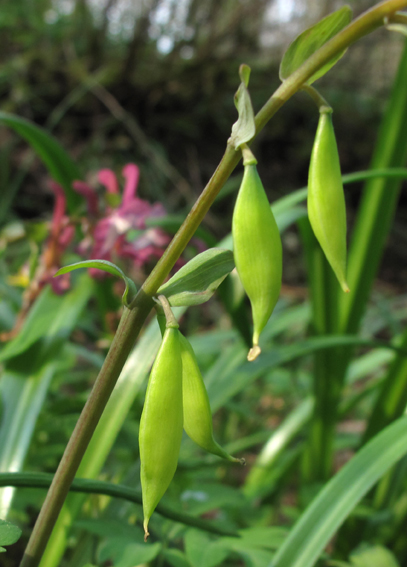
[180, 332, 244, 463]
[247, 345, 261, 362]
[143, 522, 150, 542]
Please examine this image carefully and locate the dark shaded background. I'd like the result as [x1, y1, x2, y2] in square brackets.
[1, 0, 406, 285]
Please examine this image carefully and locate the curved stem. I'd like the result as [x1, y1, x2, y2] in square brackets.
[157, 295, 179, 328]
[20, 2, 407, 565]
[301, 85, 332, 112]
[1, 472, 238, 539]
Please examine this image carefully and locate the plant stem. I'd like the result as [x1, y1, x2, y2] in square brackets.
[19, 295, 153, 567]
[20, 1, 407, 565]
[301, 85, 332, 112]
[0, 472, 239, 539]
[157, 295, 179, 328]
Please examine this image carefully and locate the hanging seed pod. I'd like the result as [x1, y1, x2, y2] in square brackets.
[232, 149, 282, 361]
[308, 108, 349, 292]
[180, 332, 245, 464]
[139, 313, 183, 541]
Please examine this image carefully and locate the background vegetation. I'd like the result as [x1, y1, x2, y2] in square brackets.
[2, 1, 407, 566]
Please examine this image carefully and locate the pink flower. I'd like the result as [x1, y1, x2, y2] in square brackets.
[47, 181, 75, 294]
[75, 163, 170, 277]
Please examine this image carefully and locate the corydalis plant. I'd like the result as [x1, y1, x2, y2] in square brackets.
[3, 164, 171, 340]
[17, 3, 407, 566]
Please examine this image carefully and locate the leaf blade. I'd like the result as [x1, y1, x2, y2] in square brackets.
[270, 416, 407, 567]
[157, 249, 234, 306]
[0, 519, 22, 548]
[0, 111, 82, 211]
[279, 6, 352, 84]
[55, 260, 137, 306]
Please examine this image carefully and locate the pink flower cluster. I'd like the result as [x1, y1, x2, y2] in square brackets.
[50, 163, 170, 291]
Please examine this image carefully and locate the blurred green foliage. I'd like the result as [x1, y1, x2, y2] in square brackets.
[2, 2, 407, 567]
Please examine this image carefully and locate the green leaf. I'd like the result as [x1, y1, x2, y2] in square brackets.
[243, 399, 314, 498]
[74, 519, 144, 542]
[55, 260, 137, 306]
[163, 548, 193, 567]
[181, 483, 245, 517]
[98, 538, 161, 567]
[237, 527, 287, 550]
[0, 274, 94, 363]
[157, 249, 234, 306]
[230, 64, 256, 149]
[0, 111, 82, 211]
[208, 334, 405, 412]
[0, 274, 94, 515]
[350, 546, 400, 567]
[270, 416, 407, 567]
[0, 519, 22, 549]
[218, 528, 286, 567]
[279, 6, 352, 85]
[185, 530, 229, 567]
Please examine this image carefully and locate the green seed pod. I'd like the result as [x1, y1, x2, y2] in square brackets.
[232, 154, 282, 361]
[139, 324, 183, 541]
[308, 109, 349, 293]
[179, 332, 245, 464]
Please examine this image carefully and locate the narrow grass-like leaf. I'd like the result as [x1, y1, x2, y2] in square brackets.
[299, 217, 342, 481]
[363, 325, 407, 443]
[279, 6, 352, 84]
[0, 274, 93, 514]
[243, 399, 314, 498]
[55, 260, 137, 306]
[0, 111, 81, 211]
[0, 275, 94, 363]
[0, 364, 59, 515]
[339, 43, 407, 335]
[208, 334, 405, 412]
[298, 43, 407, 483]
[218, 168, 407, 252]
[270, 416, 407, 567]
